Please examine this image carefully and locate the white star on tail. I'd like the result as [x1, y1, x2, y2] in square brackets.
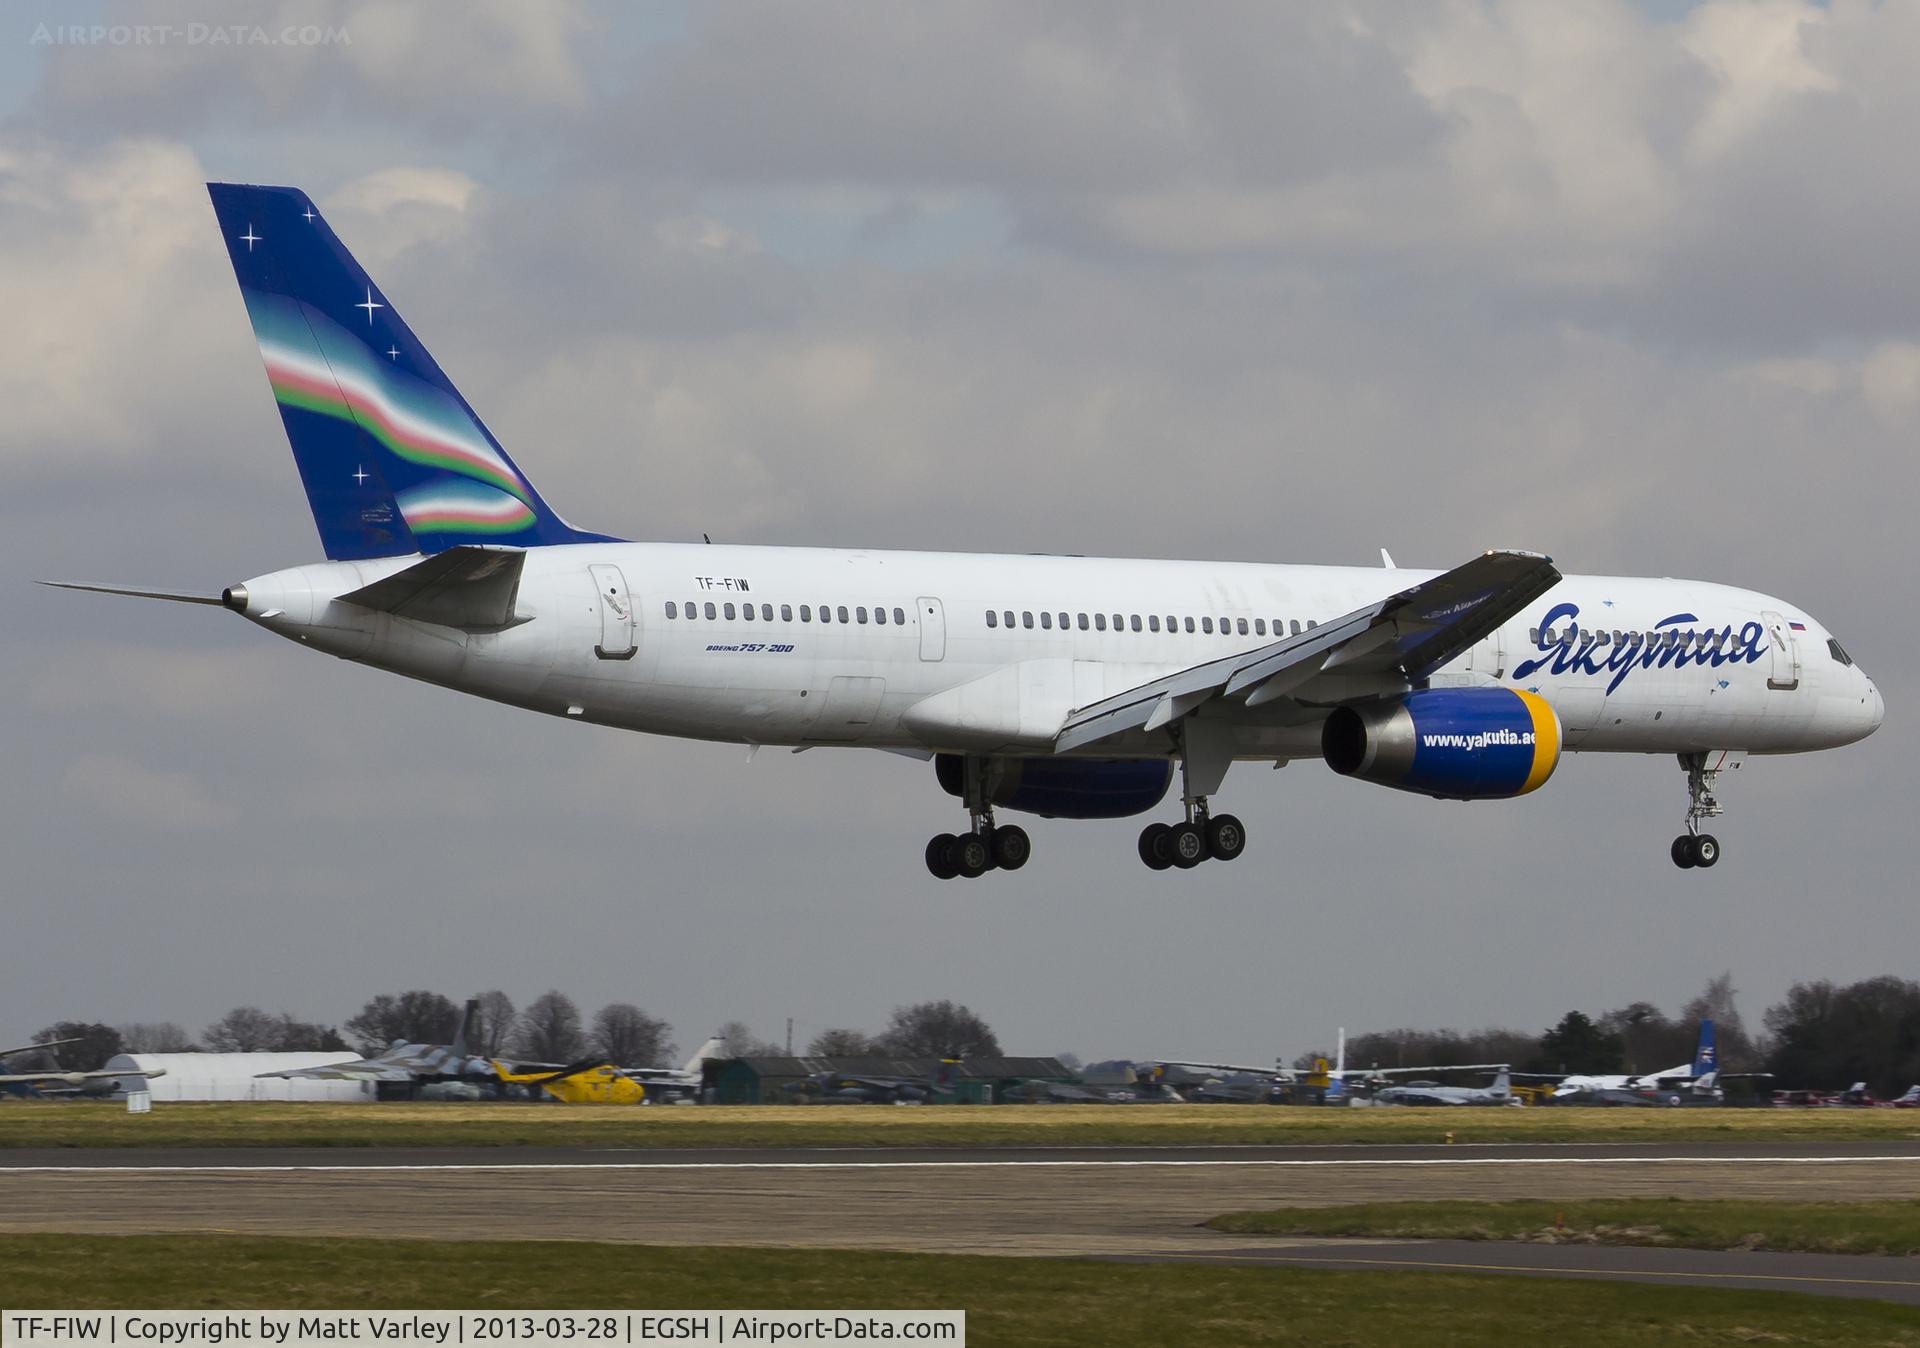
[356, 287, 384, 324]
[240, 225, 261, 251]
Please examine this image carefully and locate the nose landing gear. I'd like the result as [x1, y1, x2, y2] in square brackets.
[1670, 751, 1730, 869]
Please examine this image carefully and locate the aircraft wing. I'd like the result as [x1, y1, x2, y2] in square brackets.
[0, 1068, 163, 1086]
[254, 1061, 412, 1082]
[1054, 550, 1560, 752]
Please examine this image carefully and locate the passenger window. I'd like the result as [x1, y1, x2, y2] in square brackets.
[1237, 618, 1249, 635]
[876, 607, 887, 625]
[704, 602, 717, 620]
[1184, 617, 1195, 633]
[1040, 611, 1053, 630]
[724, 603, 736, 620]
[894, 607, 905, 625]
[800, 605, 812, 622]
[820, 606, 832, 624]
[762, 603, 774, 621]
[839, 606, 851, 623]
[1291, 620, 1304, 635]
[1200, 617, 1213, 634]
[987, 610, 998, 628]
[1254, 619, 1266, 636]
[781, 604, 793, 622]
[1307, 619, 1317, 629]
[1095, 614, 1108, 631]
[665, 601, 678, 619]
[1022, 611, 1034, 629]
[1149, 615, 1161, 633]
[1078, 614, 1090, 630]
[857, 607, 868, 624]
[1131, 615, 1142, 632]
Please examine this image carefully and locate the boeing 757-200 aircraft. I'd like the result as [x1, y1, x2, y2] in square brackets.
[47, 184, 1884, 879]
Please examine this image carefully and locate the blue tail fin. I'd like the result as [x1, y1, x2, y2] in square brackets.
[207, 182, 614, 560]
[1691, 1019, 1717, 1077]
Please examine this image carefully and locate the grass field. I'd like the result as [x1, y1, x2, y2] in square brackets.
[1208, 1199, 1920, 1255]
[1, 1235, 1916, 1346]
[3, 1099, 1917, 1149]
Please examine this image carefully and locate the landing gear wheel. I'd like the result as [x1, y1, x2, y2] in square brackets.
[990, 824, 1031, 871]
[1693, 834, 1720, 868]
[926, 834, 960, 880]
[1670, 836, 1697, 870]
[954, 832, 992, 878]
[1138, 823, 1173, 870]
[1205, 813, 1247, 862]
[1169, 823, 1208, 869]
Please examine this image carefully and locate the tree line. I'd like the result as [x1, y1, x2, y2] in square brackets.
[1312, 973, 1920, 1095]
[23, 993, 1005, 1073]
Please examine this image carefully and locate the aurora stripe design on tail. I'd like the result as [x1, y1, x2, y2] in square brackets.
[207, 180, 616, 560]
[247, 291, 531, 504]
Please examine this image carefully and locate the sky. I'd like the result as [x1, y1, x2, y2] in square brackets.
[3, 0, 1913, 1067]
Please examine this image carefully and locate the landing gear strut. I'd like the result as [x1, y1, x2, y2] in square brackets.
[1137, 720, 1247, 871]
[1670, 751, 1724, 870]
[925, 756, 1030, 880]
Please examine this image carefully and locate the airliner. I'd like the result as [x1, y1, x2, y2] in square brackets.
[48, 183, 1884, 879]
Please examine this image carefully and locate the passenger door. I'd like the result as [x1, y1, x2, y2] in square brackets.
[1762, 610, 1800, 691]
[917, 597, 946, 661]
[589, 563, 636, 660]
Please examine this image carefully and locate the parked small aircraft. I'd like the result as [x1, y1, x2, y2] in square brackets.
[0, 1038, 162, 1098]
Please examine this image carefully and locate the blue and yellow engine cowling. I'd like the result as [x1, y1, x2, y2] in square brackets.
[1321, 688, 1561, 800]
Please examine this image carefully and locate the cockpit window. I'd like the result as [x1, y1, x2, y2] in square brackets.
[1828, 638, 1854, 667]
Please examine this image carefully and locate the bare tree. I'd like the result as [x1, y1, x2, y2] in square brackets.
[203, 1007, 281, 1053]
[716, 1020, 784, 1058]
[806, 1027, 880, 1056]
[876, 1001, 1001, 1059]
[1682, 971, 1761, 1071]
[591, 1004, 674, 1066]
[515, 990, 586, 1062]
[471, 990, 517, 1058]
[118, 1022, 196, 1053]
[344, 991, 459, 1054]
[31, 1023, 123, 1071]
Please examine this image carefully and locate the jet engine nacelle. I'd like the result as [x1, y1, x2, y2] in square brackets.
[935, 754, 1173, 819]
[1321, 688, 1561, 800]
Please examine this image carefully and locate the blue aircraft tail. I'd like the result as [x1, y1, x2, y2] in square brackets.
[206, 182, 614, 561]
[1691, 1019, 1717, 1077]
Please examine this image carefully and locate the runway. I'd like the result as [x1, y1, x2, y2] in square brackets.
[4, 1142, 1917, 1300]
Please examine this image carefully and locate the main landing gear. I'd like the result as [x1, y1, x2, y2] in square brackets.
[1671, 751, 1724, 870]
[1138, 718, 1246, 870]
[926, 755, 1031, 880]
[1137, 809, 1246, 871]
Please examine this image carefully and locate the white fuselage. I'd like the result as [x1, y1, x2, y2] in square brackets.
[231, 542, 1883, 762]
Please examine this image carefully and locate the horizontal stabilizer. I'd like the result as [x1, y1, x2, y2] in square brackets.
[38, 581, 223, 606]
[337, 546, 527, 630]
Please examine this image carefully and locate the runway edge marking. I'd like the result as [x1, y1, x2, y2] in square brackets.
[6, 1154, 1920, 1175]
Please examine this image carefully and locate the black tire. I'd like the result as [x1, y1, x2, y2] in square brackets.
[954, 832, 992, 878]
[1138, 823, 1173, 870]
[1670, 836, 1697, 870]
[925, 834, 960, 880]
[1206, 813, 1247, 862]
[1694, 834, 1720, 868]
[991, 824, 1031, 871]
[1170, 823, 1208, 869]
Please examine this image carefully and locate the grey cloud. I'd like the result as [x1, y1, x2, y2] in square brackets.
[3, 2, 1913, 1060]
